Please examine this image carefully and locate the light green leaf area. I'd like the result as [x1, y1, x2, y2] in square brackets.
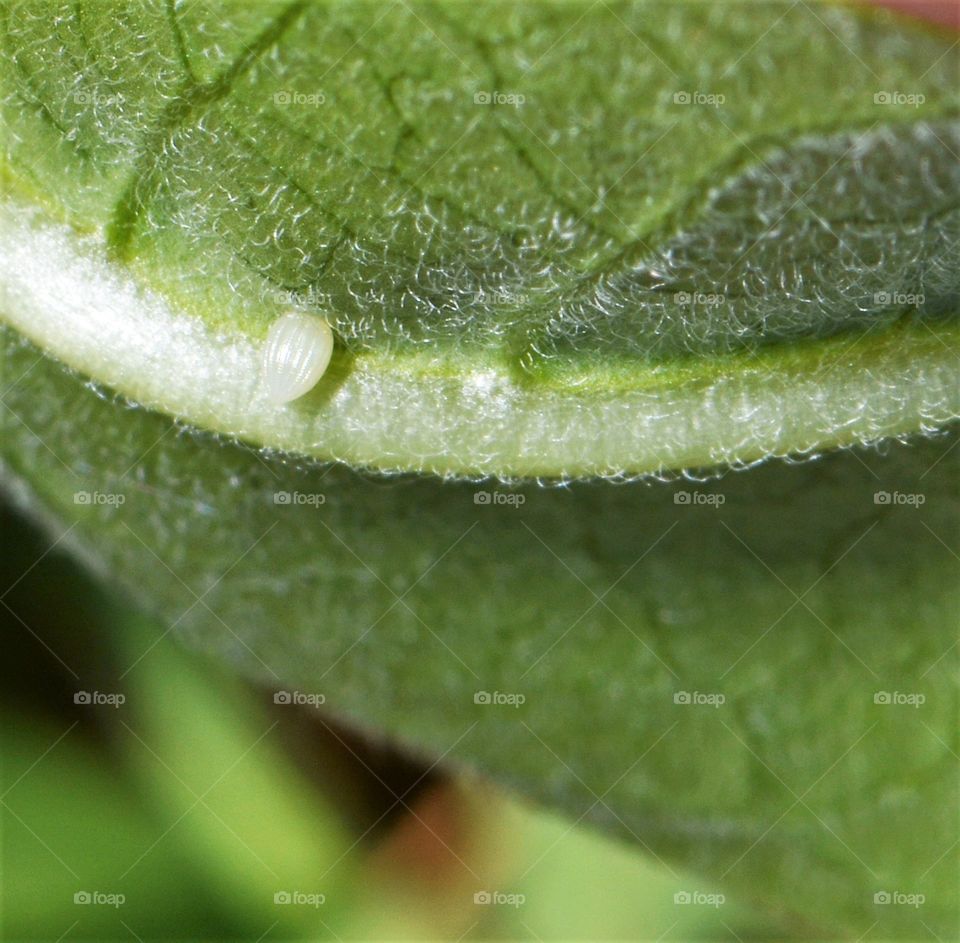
[3, 332, 958, 937]
[1, 0, 958, 476]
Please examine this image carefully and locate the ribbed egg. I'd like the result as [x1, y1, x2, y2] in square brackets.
[260, 311, 334, 404]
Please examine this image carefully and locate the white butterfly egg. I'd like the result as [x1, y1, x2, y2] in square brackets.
[260, 311, 335, 404]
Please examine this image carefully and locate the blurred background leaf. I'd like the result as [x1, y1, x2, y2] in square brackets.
[1, 496, 757, 940]
[2, 329, 958, 938]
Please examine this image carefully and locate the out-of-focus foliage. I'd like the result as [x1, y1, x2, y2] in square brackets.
[1, 502, 750, 940]
[2, 332, 958, 936]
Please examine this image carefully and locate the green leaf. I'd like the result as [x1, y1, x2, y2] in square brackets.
[2, 2, 958, 934]
[3, 331, 958, 936]
[1, 0, 958, 476]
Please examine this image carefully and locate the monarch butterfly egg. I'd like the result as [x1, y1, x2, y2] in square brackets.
[261, 311, 334, 404]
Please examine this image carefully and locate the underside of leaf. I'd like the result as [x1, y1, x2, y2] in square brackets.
[0, 1, 957, 476]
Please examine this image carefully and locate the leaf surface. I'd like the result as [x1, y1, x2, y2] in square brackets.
[3, 333, 957, 936]
[1, 0, 958, 476]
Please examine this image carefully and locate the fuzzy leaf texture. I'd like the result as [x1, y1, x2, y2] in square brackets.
[0, 0, 958, 476]
[1, 1, 959, 938]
